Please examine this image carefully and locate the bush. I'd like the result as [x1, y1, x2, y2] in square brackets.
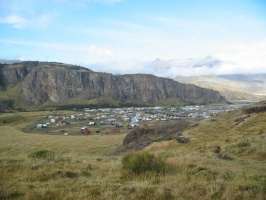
[122, 152, 166, 175]
[28, 150, 55, 160]
[237, 141, 251, 148]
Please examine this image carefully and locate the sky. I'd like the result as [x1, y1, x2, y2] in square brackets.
[0, 0, 266, 76]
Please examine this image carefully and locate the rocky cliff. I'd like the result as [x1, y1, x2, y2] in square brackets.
[1, 61, 225, 106]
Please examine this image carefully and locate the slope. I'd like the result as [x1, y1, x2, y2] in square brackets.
[175, 74, 266, 100]
[0, 101, 265, 199]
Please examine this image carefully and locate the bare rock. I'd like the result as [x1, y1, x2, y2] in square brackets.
[176, 137, 190, 144]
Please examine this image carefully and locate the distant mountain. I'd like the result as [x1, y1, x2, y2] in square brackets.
[0, 59, 22, 64]
[89, 56, 228, 77]
[152, 56, 222, 70]
[0, 61, 225, 109]
[175, 74, 266, 100]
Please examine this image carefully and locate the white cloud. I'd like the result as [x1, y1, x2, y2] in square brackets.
[86, 40, 266, 77]
[2, 38, 266, 77]
[87, 45, 113, 56]
[0, 14, 29, 28]
[217, 41, 266, 74]
[91, 59, 147, 74]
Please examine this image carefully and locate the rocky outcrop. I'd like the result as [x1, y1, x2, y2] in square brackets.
[176, 136, 190, 143]
[1, 61, 225, 106]
[109, 120, 193, 155]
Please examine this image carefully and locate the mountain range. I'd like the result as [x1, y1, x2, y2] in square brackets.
[0, 61, 224, 110]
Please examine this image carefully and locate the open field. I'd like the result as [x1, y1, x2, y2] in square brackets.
[0, 104, 266, 199]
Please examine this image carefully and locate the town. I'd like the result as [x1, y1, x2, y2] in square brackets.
[32, 104, 244, 136]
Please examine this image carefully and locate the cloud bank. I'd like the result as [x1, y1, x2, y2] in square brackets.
[87, 41, 266, 77]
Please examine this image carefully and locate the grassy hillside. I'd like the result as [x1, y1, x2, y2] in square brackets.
[0, 102, 265, 199]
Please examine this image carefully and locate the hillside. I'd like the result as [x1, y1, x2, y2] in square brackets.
[0, 61, 225, 110]
[175, 74, 266, 100]
[0, 101, 265, 199]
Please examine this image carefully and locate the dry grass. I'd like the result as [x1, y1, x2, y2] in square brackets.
[0, 108, 266, 199]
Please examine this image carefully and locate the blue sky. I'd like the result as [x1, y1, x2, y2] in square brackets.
[0, 0, 266, 75]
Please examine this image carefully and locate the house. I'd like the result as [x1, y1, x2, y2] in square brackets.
[131, 116, 139, 123]
[101, 114, 107, 118]
[201, 112, 210, 118]
[142, 117, 151, 121]
[81, 126, 90, 135]
[122, 116, 130, 121]
[188, 112, 198, 118]
[154, 106, 163, 110]
[106, 118, 116, 123]
[116, 122, 123, 127]
[136, 116, 142, 120]
[84, 113, 91, 118]
[88, 122, 96, 126]
[36, 124, 43, 128]
[84, 108, 90, 112]
[129, 123, 139, 128]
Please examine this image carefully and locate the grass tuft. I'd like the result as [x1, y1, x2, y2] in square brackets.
[122, 152, 167, 176]
[28, 150, 55, 160]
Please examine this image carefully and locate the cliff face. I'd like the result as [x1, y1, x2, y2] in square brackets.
[1, 61, 225, 106]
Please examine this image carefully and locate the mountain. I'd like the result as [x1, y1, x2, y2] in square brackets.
[0, 59, 22, 64]
[88, 56, 228, 77]
[0, 61, 225, 109]
[175, 74, 266, 100]
[152, 55, 222, 70]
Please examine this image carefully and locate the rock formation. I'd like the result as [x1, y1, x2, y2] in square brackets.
[1, 61, 225, 106]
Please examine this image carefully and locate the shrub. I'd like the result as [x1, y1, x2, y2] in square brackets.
[122, 152, 166, 175]
[28, 150, 55, 160]
[237, 141, 251, 148]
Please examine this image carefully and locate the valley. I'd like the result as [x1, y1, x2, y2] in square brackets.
[0, 101, 265, 199]
[1, 0, 266, 199]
